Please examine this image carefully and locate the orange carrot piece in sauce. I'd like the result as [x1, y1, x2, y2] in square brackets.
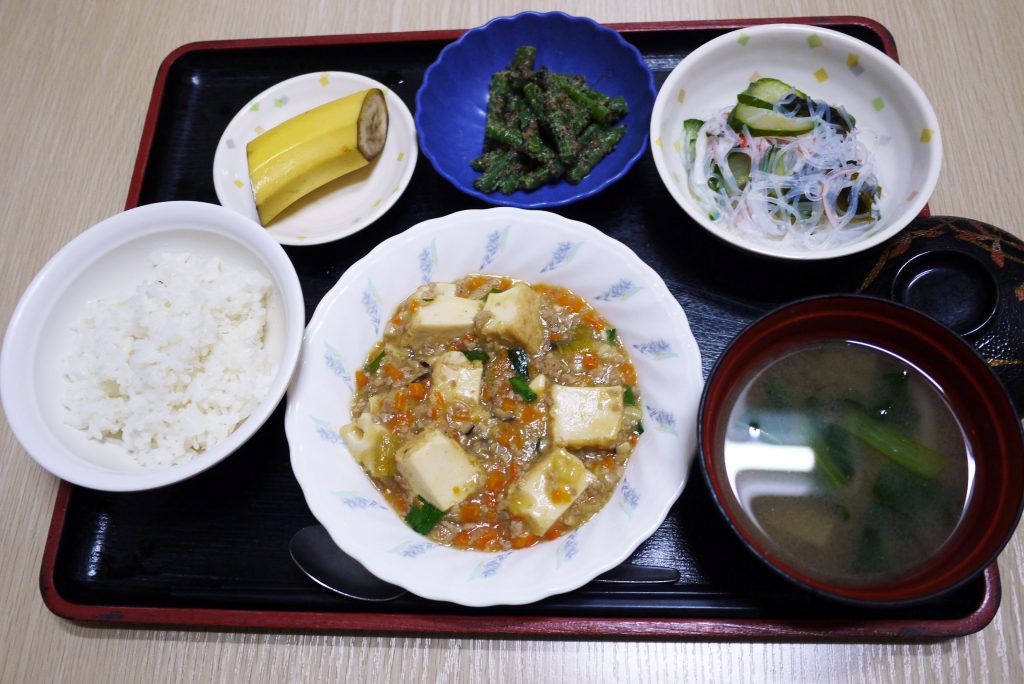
[382, 363, 404, 381]
[355, 370, 369, 390]
[511, 534, 540, 549]
[620, 362, 637, 386]
[581, 310, 605, 331]
[459, 502, 482, 523]
[409, 381, 428, 401]
[581, 353, 599, 370]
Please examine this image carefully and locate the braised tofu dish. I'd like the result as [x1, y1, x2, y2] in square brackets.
[341, 274, 643, 551]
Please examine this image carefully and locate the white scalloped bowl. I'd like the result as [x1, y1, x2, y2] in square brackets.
[650, 24, 942, 260]
[286, 207, 703, 606]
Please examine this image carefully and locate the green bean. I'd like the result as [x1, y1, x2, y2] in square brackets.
[473, 150, 519, 193]
[566, 125, 625, 184]
[470, 150, 506, 172]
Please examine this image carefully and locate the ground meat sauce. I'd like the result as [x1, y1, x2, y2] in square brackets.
[346, 274, 643, 551]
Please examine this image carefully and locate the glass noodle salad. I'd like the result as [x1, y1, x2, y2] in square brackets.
[682, 78, 883, 250]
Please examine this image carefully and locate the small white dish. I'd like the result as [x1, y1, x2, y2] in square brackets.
[650, 24, 942, 260]
[0, 201, 305, 491]
[285, 207, 704, 606]
[213, 72, 418, 246]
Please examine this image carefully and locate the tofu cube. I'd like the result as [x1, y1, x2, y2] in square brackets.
[507, 447, 596, 535]
[431, 351, 483, 405]
[550, 385, 624, 449]
[413, 282, 457, 300]
[408, 295, 482, 340]
[479, 283, 545, 352]
[395, 429, 483, 511]
[339, 412, 385, 471]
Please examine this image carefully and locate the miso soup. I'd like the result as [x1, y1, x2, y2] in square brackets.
[719, 340, 973, 587]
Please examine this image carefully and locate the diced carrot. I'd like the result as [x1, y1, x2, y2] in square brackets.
[393, 389, 409, 412]
[429, 406, 440, 420]
[391, 312, 403, 324]
[581, 310, 606, 331]
[495, 424, 523, 448]
[451, 407, 470, 422]
[386, 412, 412, 431]
[549, 488, 572, 505]
[501, 397, 517, 413]
[499, 276, 513, 290]
[408, 299, 421, 313]
[620, 362, 637, 385]
[508, 460, 521, 481]
[548, 331, 562, 342]
[557, 290, 585, 313]
[544, 522, 568, 541]
[464, 274, 488, 291]
[472, 529, 500, 550]
[581, 353, 599, 370]
[454, 531, 472, 548]
[629, 433, 639, 446]
[520, 405, 541, 423]
[511, 534, 540, 549]
[486, 511, 497, 522]
[382, 363, 404, 382]
[602, 455, 617, 470]
[485, 470, 506, 493]
[409, 381, 428, 401]
[355, 370, 369, 391]
[459, 502, 483, 523]
[432, 391, 447, 410]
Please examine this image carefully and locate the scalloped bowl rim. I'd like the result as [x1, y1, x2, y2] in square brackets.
[286, 207, 703, 606]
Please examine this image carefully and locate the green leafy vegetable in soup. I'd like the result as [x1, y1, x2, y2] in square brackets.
[720, 340, 972, 586]
[340, 275, 644, 552]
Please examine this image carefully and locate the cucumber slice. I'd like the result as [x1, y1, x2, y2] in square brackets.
[729, 104, 816, 136]
[682, 118, 703, 161]
[727, 153, 751, 189]
[738, 78, 807, 109]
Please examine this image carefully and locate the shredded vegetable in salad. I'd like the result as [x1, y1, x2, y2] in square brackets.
[682, 78, 882, 250]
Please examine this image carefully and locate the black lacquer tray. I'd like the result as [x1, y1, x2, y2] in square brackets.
[41, 17, 1021, 639]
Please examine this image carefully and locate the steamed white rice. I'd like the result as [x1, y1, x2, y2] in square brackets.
[62, 251, 276, 468]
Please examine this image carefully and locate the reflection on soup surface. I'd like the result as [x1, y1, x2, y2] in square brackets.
[720, 340, 973, 587]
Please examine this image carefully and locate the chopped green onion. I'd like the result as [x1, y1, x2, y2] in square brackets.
[635, 421, 644, 434]
[507, 347, 530, 377]
[510, 376, 538, 403]
[462, 349, 490, 362]
[365, 350, 386, 374]
[606, 328, 618, 344]
[405, 496, 445, 534]
[623, 386, 638, 406]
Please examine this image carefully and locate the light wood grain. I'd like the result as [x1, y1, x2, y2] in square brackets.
[2, 1, 1023, 682]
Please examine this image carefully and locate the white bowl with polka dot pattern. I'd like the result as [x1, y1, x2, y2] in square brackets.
[650, 24, 942, 260]
[213, 72, 417, 246]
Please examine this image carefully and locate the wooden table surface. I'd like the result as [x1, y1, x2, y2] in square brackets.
[2, 0, 1022, 681]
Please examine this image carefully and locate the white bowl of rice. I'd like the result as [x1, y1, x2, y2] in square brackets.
[650, 24, 942, 260]
[1, 201, 304, 491]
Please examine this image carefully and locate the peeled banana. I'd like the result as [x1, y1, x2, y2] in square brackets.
[246, 88, 389, 226]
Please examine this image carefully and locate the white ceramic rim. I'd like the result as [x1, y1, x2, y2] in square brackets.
[0, 201, 305, 491]
[649, 24, 943, 261]
[285, 207, 704, 606]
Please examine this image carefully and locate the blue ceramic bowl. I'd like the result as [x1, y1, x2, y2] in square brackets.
[415, 11, 656, 208]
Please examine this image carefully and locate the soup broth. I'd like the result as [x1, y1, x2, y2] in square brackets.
[720, 340, 973, 587]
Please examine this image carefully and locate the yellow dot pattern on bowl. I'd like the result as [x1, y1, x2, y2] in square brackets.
[813, 68, 829, 83]
[254, 125, 265, 135]
[373, 198, 382, 208]
[847, 53, 860, 68]
[738, 33, 750, 46]
[872, 97, 885, 111]
[274, 97, 286, 108]
[249, 102, 260, 112]
[392, 185, 401, 194]
[397, 151, 405, 162]
[677, 88, 686, 104]
[907, 190, 919, 202]
[920, 128, 935, 143]
[233, 179, 244, 189]
[672, 139, 682, 153]
[807, 34, 823, 48]
[319, 73, 329, 87]
[654, 137, 662, 149]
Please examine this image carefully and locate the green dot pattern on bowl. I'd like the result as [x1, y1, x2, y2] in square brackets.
[807, 34, 823, 48]
[872, 96, 886, 111]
